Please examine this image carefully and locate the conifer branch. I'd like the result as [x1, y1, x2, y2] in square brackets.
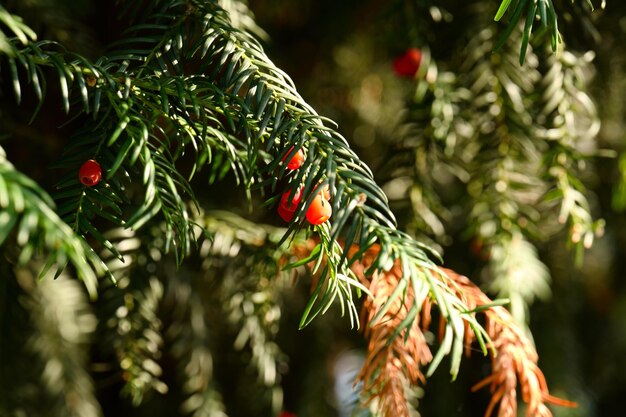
[197, 210, 295, 414]
[0, 0, 493, 394]
[12, 266, 101, 417]
[0, 5, 37, 55]
[98, 228, 168, 403]
[339, 243, 487, 417]
[356, 250, 432, 417]
[486, 233, 551, 325]
[186, 1, 465, 334]
[388, 28, 555, 326]
[0, 145, 104, 297]
[493, 0, 604, 64]
[537, 47, 604, 260]
[445, 269, 576, 417]
[0, 0, 615, 415]
[98, 224, 232, 415]
[347, 246, 573, 417]
[217, 0, 269, 41]
[98, 212, 293, 414]
[165, 267, 229, 417]
[392, 25, 601, 326]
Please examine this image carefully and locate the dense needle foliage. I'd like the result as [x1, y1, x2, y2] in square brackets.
[1, 1, 625, 417]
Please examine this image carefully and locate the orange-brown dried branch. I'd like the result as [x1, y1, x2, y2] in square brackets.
[441, 268, 576, 417]
[291, 240, 572, 417]
[350, 245, 432, 417]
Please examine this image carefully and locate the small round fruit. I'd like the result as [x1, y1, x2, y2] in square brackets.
[278, 204, 295, 222]
[393, 48, 422, 78]
[279, 188, 303, 211]
[282, 146, 305, 170]
[79, 159, 102, 187]
[306, 194, 332, 225]
[278, 188, 302, 222]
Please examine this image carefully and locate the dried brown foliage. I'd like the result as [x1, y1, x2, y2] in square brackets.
[327, 243, 575, 417]
[442, 269, 576, 417]
[351, 245, 433, 417]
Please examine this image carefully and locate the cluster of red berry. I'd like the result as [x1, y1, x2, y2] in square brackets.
[76, 146, 333, 225]
[278, 147, 332, 226]
[75, 49, 419, 209]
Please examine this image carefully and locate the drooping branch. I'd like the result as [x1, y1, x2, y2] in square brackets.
[341, 242, 574, 417]
[445, 269, 577, 417]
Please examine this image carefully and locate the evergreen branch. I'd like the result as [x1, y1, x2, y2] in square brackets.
[0, 4, 272, 261]
[193, 214, 486, 415]
[391, 28, 554, 326]
[137, 1, 491, 384]
[0, 2, 368, 312]
[97, 225, 230, 414]
[97, 228, 168, 404]
[167, 283, 228, 417]
[13, 266, 102, 417]
[0, 38, 217, 261]
[198, 210, 294, 414]
[456, 28, 552, 325]
[0, 145, 103, 297]
[0, 6, 209, 262]
[537, 47, 604, 262]
[382, 49, 466, 241]
[160, 266, 230, 417]
[493, 0, 604, 64]
[2, 1, 487, 389]
[0, 4, 37, 55]
[354, 254, 572, 417]
[391, 25, 601, 329]
[461, 30, 549, 320]
[356, 252, 432, 417]
[486, 233, 551, 325]
[188, 1, 468, 336]
[217, 0, 269, 41]
[0, 1, 609, 416]
[98, 213, 290, 414]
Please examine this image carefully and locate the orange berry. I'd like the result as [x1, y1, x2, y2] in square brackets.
[282, 146, 305, 170]
[306, 194, 332, 225]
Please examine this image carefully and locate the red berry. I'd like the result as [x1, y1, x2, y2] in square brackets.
[393, 48, 422, 78]
[279, 412, 297, 417]
[306, 194, 332, 225]
[278, 188, 303, 222]
[282, 146, 305, 170]
[78, 159, 102, 187]
[277, 204, 296, 222]
[280, 188, 303, 211]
